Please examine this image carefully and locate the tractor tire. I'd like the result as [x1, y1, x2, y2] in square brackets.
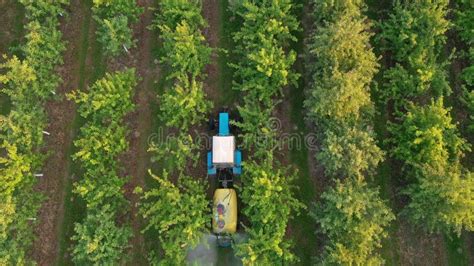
[209, 117, 216, 131]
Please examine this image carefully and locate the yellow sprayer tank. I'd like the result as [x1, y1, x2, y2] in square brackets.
[212, 188, 237, 234]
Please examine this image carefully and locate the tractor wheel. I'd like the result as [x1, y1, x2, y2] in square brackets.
[209, 116, 216, 131]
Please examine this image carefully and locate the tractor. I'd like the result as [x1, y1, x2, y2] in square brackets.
[207, 110, 242, 247]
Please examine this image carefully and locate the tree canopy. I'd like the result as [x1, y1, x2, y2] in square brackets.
[312, 179, 394, 265]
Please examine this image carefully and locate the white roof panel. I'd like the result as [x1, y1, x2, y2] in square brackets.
[212, 136, 235, 165]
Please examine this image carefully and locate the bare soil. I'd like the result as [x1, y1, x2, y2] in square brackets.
[395, 223, 447, 266]
[31, 0, 93, 265]
[466, 233, 474, 264]
[201, 0, 224, 199]
[202, 0, 222, 108]
[114, 0, 160, 263]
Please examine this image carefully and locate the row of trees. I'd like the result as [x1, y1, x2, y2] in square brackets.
[230, 1, 304, 264]
[68, 1, 143, 263]
[136, 1, 211, 264]
[0, 1, 68, 263]
[92, 0, 143, 56]
[68, 69, 137, 264]
[305, 1, 394, 264]
[379, 0, 474, 235]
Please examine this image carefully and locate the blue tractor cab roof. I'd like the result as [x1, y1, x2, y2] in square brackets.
[207, 111, 242, 176]
[219, 112, 230, 136]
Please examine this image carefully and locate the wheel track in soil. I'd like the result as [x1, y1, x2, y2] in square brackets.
[201, 0, 222, 199]
[31, 0, 94, 265]
[199, 1, 243, 265]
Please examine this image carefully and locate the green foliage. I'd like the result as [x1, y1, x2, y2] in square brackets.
[378, 0, 450, 108]
[68, 70, 136, 122]
[236, 99, 279, 160]
[157, 0, 205, 28]
[0, 55, 43, 266]
[92, 0, 143, 56]
[231, 0, 299, 159]
[232, 0, 299, 121]
[379, 0, 474, 236]
[229, 1, 304, 264]
[389, 98, 469, 173]
[152, 0, 211, 131]
[379, 0, 450, 65]
[159, 77, 210, 130]
[138, 1, 211, 264]
[318, 126, 384, 179]
[69, 69, 137, 265]
[71, 205, 132, 265]
[306, 1, 392, 263]
[149, 133, 199, 174]
[235, 160, 305, 265]
[19, 0, 69, 19]
[23, 19, 65, 95]
[306, 0, 378, 125]
[313, 0, 364, 22]
[158, 22, 210, 80]
[146, 0, 209, 172]
[137, 172, 209, 265]
[306, 0, 382, 180]
[403, 164, 474, 235]
[387, 99, 474, 234]
[0, 1, 68, 263]
[96, 16, 134, 56]
[312, 179, 394, 265]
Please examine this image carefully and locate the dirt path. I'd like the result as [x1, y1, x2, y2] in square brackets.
[465, 233, 474, 265]
[31, 1, 93, 265]
[271, 2, 322, 264]
[113, 0, 159, 263]
[200, 0, 225, 201]
[202, 0, 221, 109]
